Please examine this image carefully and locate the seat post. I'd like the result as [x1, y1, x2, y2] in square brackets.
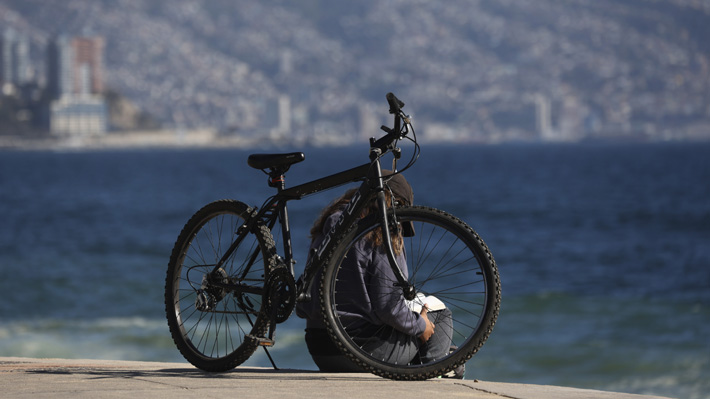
[268, 170, 286, 190]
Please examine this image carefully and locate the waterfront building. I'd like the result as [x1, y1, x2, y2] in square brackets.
[49, 96, 108, 137]
[46, 35, 107, 136]
[0, 28, 31, 94]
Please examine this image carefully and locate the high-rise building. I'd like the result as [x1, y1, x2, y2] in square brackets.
[46, 35, 107, 136]
[47, 35, 104, 99]
[46, 35, 73, 100]
[1, 28, 31, 92]
[71, 36, 104, 95]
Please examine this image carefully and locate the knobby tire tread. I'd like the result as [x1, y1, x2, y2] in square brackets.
[164, 199, 278, 372]
[318, 205, 501, 380]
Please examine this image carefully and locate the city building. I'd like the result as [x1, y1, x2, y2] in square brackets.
[49, 96, 107, 135]
[0, 28, 31, 95]
[46, 35, 107, 136]
[262, 95, 291, 140]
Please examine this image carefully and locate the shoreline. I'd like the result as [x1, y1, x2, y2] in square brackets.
[3, 129, 710, 152]
[0, 129, 259, 151]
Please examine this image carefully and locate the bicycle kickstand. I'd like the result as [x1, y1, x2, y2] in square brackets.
[248, 289, 282, 370]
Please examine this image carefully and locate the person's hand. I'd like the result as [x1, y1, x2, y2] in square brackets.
[419, 305, 435, 343]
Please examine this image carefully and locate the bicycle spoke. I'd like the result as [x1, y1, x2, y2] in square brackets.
[324, 206, 500, 380]
[166, 200, 275, 370]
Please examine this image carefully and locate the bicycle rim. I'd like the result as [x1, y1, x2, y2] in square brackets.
[321, 206, 501, 380]
[165, 200, 274, 371]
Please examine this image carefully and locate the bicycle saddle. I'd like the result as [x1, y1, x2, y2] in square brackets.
[247, 152, 305, 171]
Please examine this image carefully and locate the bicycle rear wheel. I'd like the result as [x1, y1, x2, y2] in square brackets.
[320, 206, 501, 380]
[165, 200, 276, 371]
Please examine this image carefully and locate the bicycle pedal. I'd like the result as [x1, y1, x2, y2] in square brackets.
[257, 338, 275, 347]
[246, 334, 275, 347]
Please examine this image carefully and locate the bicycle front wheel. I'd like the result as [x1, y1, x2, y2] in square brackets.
[165, 200, 276, 371]
[320, 206, 501, 380]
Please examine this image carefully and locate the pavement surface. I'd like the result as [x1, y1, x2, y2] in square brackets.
[0, 357, 674, 399]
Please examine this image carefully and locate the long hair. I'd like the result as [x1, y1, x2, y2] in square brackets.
[310, 188, 404, 255]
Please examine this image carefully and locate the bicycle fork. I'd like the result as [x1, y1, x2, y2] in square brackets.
[374, 187, 417, 301]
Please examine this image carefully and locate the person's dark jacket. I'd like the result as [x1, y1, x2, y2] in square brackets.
[296, 210, 426, 337]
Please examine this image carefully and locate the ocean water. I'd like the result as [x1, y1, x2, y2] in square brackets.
[0, 143, 708, 398]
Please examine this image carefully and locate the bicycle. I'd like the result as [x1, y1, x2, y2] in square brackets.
[164, 93, 501, 380]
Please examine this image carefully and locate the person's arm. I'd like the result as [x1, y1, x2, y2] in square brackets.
[368, 249, 428, 338]
[418, 305, 435, 343]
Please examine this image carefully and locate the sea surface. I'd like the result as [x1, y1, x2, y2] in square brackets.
[1, 142, 708, 398]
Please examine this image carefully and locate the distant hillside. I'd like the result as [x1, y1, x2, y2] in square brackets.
[1, 0, 709, 142]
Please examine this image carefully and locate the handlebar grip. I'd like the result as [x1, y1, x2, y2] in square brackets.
[386, 92, 405, 114]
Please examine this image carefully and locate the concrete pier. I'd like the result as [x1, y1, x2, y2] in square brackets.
[0, 357, 674, 399]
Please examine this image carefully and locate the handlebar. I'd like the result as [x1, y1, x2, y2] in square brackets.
[371, 92, 408, 153]
[386, 92, 405, 115]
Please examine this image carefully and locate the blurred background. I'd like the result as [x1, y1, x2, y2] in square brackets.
[1, 1, 709, 398]
[1, 0, 710, 145]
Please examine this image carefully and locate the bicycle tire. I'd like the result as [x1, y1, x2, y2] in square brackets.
[320, 206, 501, 380]
[165, 199, 277, 371]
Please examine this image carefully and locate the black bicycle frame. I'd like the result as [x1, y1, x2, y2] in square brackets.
[209, 149, 414, 302]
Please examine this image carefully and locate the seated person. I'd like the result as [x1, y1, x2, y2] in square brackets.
[296, 172, 456, 375]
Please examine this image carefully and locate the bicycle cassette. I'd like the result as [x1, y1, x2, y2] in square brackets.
[195, 268, 228, 311]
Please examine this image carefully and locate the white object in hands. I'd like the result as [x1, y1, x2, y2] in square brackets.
[406, 293, 446, 313]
